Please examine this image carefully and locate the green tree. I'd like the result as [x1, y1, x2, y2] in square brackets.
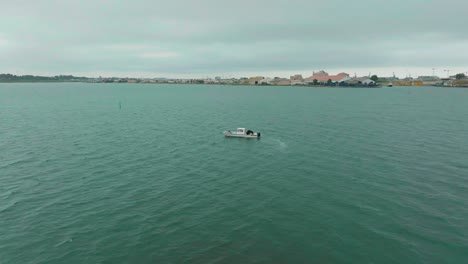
[455, 73, 466, 79]
[327, 79, 332, 85]
[313, 79, 318, 85]
[370, 75, 378, 82]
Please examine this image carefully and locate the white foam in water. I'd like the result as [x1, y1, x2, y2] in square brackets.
[54, 238, 73, 247]
[273, 139, 287, 149]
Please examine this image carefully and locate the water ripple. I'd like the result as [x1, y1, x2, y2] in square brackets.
[0, 84, 467, 263]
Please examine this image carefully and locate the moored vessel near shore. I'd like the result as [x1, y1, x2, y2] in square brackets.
[224, 128, 261, 138]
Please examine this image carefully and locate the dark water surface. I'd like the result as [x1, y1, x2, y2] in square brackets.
[1, 83, 467, 263]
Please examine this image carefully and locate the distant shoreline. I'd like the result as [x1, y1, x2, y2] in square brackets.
[2, 72, 467, 87]
[0, 80, 382, 87]
[2, 81, 468, 88]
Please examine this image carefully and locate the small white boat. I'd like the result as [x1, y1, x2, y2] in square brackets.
[224, 128, 261, 138]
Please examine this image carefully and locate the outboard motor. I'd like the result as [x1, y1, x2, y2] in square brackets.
[257, 133, 261, 138]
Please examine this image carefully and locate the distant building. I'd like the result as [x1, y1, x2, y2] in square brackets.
[289, 74, 304, 85]
[416, 76, 440, 86]
[341, 77, 376, 86]
[247, 76, 264, 85]
[304, 71, 349, 83]
[290, 74, 304, 81]
[311, 70, 328, 77]
[355, 77, 376, 85]
[393, 80, 423, 86]
[270, 78, 291, 86]
[417, 76, 440, 81]
[259, 77, 273, 85]
[452, 79, 468, 87]
[378, 76, 400, 83]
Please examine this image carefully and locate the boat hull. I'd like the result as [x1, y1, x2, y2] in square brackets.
[224, 131, 260, 138]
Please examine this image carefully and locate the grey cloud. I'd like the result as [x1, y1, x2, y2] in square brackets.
[1, 0, 467, 76]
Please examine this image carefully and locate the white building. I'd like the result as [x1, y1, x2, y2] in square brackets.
[259, 77, 273, 84]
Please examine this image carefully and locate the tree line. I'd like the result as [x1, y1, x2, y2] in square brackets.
[0, 74, 88, 82]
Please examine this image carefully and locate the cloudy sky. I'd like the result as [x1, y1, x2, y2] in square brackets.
[1, 0, 467, 78]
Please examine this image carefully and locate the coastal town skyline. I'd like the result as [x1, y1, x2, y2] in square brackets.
[3, 68, 467, 87]
[5, 67, 468, 80]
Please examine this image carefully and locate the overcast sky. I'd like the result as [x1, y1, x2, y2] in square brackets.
[1, 0, 467, 78]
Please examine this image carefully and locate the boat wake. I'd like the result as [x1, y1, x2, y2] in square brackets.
[273, 139, 287, 149]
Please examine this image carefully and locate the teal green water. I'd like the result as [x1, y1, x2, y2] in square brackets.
[1, 83, 467, 263]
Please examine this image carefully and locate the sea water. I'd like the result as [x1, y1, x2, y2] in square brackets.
[1, 83, 467, 263]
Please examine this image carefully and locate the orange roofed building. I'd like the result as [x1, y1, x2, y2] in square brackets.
[305, 71, 350, 83]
